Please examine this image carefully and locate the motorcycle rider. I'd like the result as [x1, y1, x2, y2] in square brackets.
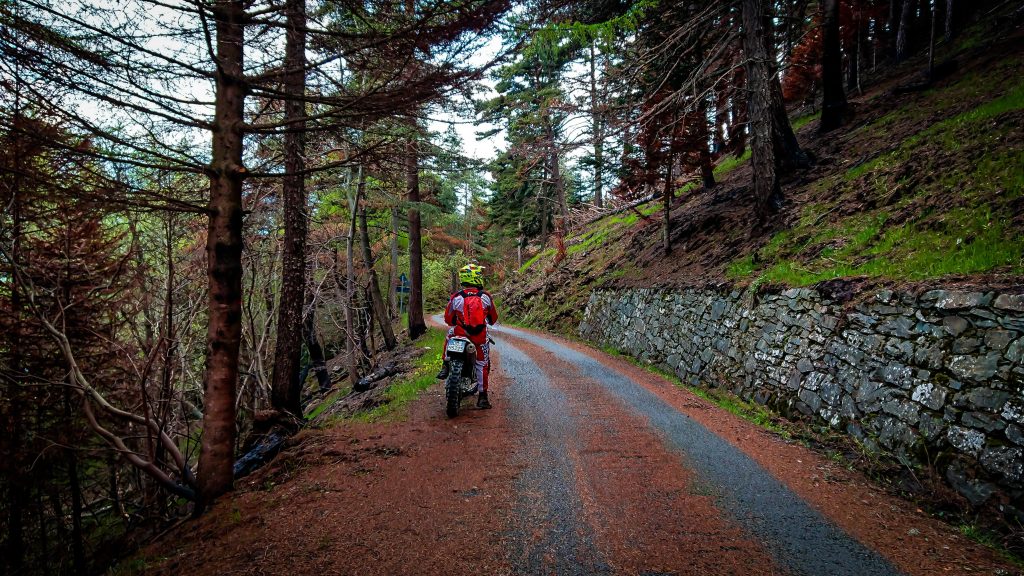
[437, 264, 498, 409]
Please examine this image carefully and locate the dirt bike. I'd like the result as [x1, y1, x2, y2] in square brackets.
[443, 335, 480, 418]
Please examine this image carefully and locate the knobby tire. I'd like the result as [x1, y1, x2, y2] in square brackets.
[445, 358, 464, 418]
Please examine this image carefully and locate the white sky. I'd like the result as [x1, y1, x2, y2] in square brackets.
[427, 34, 507, 163]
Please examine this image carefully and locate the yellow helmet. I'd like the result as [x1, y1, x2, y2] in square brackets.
[458, 264, 484, 288]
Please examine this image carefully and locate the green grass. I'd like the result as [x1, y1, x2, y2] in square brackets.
[728, 75, 1024, 287]
[674, 181, 698, 198]
[519, 248, 555, 272]
[354, 328, 446, 422]
[713, 149, 751, 179]
[745, 197, 1024, 287]
[959, 524, 1024, 568]
[568, 222, 613, 256]
[791, 111, 821, 131]
[306, 389, 346, 420]
[684, 385, 790, 437]
[726, 255, 756, 278]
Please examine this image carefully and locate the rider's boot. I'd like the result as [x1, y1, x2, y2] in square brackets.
[436, 360, 450, 380]
[476, 390, 491, 409]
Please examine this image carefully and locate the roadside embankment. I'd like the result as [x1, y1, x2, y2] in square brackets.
[580, 286, 1024, 518]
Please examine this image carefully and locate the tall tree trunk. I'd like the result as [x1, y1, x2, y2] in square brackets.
[730, 68, 748, 156]
[589, 41, 604, 209]
[65, 393, 85, 574]
[847, 7, 862, 93]
[743, 0, 805, 217]
[538, 178, 550, 242]
[944, 0, 955, 41]
[927, 0, 937, 77]
[359, 192, 397, 351]
[714, 88, 729, 157]
[302, 292, 330, 392]
[698, 99, 716, 188]
[271, 0, 308, 418]
[158, 214, 177, 518]
[543, 111, 568, 218]
[37, 487, 49, 573]
[347, 176, 360, 387]
[405, 134, 427, 339]
[197, 0, 246, 505]
[662, 159, 673, 256]
[331, 247, 355, 385]
[389, 206, 400, 318]
[820, 0, 847, 132]
[896, 0, 914, 61]
[6, 129, 25, 573]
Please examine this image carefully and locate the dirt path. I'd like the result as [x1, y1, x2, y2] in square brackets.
[144, 325, 1018, 576]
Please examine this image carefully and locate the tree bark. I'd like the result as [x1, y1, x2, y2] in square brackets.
[538, 176, 550, 242]
[330, 247, 355, 385]
[663, 157, 673, 256]
[589, 41, 604, 209]
[302, 292, 330, 392]
[847, 7, 862, 93]
[346, 175, 360, 387]
[742, 0, 805, 217]
[543, 111, 568, 218]
[698, 98, 716, 188]
[359, 188, 397, 351]
[271, 0, 308, 418]
[389, 206, 400, 318]
[927, 0, 938, 78]
[6, 133, 26, 574]
[405, 134, 427, 339]
[896, 0, 914, 61]
[730, 67, 748, 156]
[65, 393, 85, 574]
[944, 0, 955, 41]
[820, 0, 847, 132]
[197, 0, 246, 506]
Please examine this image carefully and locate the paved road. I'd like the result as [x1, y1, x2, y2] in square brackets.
[491, 324, 903, 576]
[154, 321, 1015, 576]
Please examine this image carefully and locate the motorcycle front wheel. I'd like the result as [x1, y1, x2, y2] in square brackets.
[445, 358, 465, 418]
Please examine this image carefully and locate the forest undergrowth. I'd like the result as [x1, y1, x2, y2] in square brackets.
[501, 18, 1024, 335]
[498, 13, 1024, 560]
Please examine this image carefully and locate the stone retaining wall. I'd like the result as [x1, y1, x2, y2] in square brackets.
[579, 287, 1024, 511]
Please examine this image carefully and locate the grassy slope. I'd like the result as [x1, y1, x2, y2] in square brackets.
[500, 18, 1024, 335]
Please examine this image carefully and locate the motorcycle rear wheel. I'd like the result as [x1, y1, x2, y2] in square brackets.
[445, 358, 465, 418]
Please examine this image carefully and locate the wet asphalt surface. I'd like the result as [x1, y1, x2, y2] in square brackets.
[501, 341, 612, 575]
[491, 324, 903, 576]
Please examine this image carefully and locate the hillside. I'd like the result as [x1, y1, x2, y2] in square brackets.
[500, 14, 1024, 335]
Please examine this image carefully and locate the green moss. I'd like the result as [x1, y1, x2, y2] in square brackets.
[305, 389, 346, 420]
[674, 181, 698, 198]
[713, 149, 751, 179]
[744, 203, 1023, 286]
[726, 255, 756, 278]
[729, 75, 1024, 287]
[569, 225, 611, 255]
[791, 111, 821, 131]
[685, 385, 788, 436]
[608, 211, 640, 227]
[519, 248, 555, 272]
[958, 524, 1024, 568]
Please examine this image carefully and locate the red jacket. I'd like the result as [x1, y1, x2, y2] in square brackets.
[444, 288, 498, 345]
